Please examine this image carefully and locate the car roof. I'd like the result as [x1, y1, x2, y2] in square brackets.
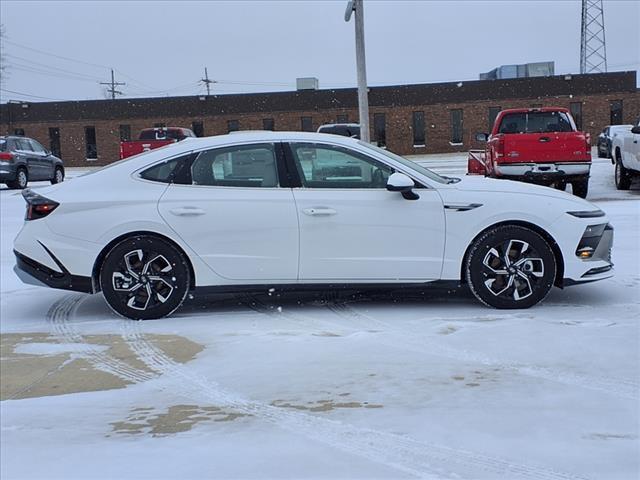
[499, 107, 570, 114]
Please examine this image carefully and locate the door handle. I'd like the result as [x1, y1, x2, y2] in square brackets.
[539, 136, 551, 143]
[302, 207, 337, 216]
[169, 207, 206, 216]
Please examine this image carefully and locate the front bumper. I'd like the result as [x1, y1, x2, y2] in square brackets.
[563, 222, 614, 286]
[14, 250, 93, 293]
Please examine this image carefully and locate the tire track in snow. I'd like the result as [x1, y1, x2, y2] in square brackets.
[46, 294, 155, 384]
[318, 292, 639, 402]
[120, 306, 586, 480]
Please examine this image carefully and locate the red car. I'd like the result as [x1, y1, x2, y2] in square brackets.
[468, 108, 591, 198]
[120, 127, 196, 160]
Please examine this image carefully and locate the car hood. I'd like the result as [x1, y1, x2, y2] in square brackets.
[448, 175, 597, 208]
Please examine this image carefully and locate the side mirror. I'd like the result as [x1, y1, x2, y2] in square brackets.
[386, 172, 419, 200]
[475, 133, 489, 142]
[631, 126, 640, 134]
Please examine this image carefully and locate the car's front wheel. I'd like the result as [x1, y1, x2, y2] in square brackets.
[100, 235, 191, 320]
[466, 225, 556, 309]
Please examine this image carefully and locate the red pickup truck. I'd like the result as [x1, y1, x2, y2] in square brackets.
[468, 108, 591, 198]
[119, 127, 196, 160]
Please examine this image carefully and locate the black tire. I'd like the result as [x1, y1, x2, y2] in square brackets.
[100, 235, 191, 320]
[51, 166, 64, 184]
[553, 181, 566, 191]
[615, 156, 631, 190]
[597, 148, 606, 158]
[571, 179, 589, 199]
[466, 225, 556, 309]
[7, 167, 28, 189]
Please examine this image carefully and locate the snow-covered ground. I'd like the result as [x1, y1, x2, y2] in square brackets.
[1, 154, 638, 480]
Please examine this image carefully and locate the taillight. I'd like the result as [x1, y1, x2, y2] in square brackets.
[495, 134, 505, 158]
[22, 188, 59, 220]
[0, 152, 14, 161]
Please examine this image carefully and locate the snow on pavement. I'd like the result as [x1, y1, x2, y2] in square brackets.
[0, 154, 638, 480]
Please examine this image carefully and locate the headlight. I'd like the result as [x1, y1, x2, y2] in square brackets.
[567, 210, 605, 218]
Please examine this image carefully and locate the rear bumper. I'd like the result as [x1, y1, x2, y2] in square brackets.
[495, 162, 591, 181]
[0, 164, 18, 182]
[14, 250, 93, 293]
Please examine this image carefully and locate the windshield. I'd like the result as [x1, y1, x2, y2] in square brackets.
[358, 141, 449, 184]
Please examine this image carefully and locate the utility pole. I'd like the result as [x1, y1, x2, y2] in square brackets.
[200, 67, 216, 96]
[345, 0, 370, 143]
[580, 0, 607, 74]
[100, 69, 125, 100]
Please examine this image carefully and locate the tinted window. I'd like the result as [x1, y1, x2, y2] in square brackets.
[450, 109, 463, 143]
[16, 138, 33, 151]
[373, 113, 386, 147]
[139, 157, 185, 183]
[290, 142, 393, 189]
[337, 114, 348, 123]
[49, 127, 61, 157]
[301, 116, 313, 132]
[412, 111, 425, 146]
[570, 102, 583, 130]
[262, 118, 274, 131]
[610, 100, 623, 125]
[499, 112, 573, 134]
[191, 144, 278, 187]
[85, 126, 97, 159]
[0, 139, 7, 152]
[488, 107, 501, 131]
[119, 125, 131, 142]
[29, 139, 46, 154]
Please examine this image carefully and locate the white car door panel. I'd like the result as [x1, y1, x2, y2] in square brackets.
[157, 143, 299, 282]
[293, 189, 445, 280]
[287, 142, 445, 281]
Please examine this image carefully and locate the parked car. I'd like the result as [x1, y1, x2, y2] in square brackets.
[469, 108, 591, 198]
[611, 118, 640, 190]
[14, 131, 613, 319]
[119, 127, 196, 160]
[0, 136, 65, 189]
[317, 123, 361, 139]
[596, 125, 633, 159]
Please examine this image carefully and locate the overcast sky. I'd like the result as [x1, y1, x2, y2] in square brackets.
[0, 0, 638, 103]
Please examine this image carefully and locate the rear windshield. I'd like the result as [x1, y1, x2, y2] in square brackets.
[139, 129, 187, 141]
[0, 139, 6, 152]
[498, 112, 575, 134]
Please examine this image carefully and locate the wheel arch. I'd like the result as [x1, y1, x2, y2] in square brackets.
[459, 220, 565, 288]
[91, 231, 196, 293]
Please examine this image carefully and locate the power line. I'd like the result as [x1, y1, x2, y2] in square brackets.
[2, 39, 111, 70]
[5, 53, 104, 81]
[100, 69, 125, 100]
[200, 67, 216, 96]
[0, 88, 69, 101]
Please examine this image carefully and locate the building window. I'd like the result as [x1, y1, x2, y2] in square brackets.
[85, 126, 98, 160]
[373, 113, 386, 147]
[119, 124, 131, 142]
[488, 107, 501, 131]
[227, 120, 239, 132]
[337, 114, 348, 123]
[153, 122, 166, 128]
[262, 118, 275, 131]
[14, 128, 25, 136]
[450, 109, 463, 144]
[48, 127, 61, 158]
[412, 111, 425, 146]
[301, 116, 313, 132]
[192, 121, 204, 137]
[570, 102, 583, 130]
[610, 100, 623, 125]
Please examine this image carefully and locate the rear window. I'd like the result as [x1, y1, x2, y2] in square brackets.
[0, 139, 6, 152]
[318, 125, 360, 138]
[498, 112, 575, 134]
[139, 129, 188, 141]
[139, 154, 192, 184]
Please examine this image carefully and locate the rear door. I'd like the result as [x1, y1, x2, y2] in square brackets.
[28, 139, 54, 180]
[14, 138, 43, 180]
[158, 142, 299, 282]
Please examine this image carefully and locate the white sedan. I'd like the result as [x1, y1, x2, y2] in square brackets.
[13, 131, 613, 319]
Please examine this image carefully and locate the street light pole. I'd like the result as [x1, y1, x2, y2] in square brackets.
[345, 0, 370, 142]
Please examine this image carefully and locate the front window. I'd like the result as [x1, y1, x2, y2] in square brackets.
[290, 142, 392, 189]
[358, 141, 449, 184]
[191, 143, 278, 187]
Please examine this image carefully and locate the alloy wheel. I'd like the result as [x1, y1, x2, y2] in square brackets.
[111, 249, 177, 311]
[482, 239, 545, 301]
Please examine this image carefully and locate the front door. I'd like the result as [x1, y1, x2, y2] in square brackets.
[287, 142, 445, 281]
[158, 143, 299, 282]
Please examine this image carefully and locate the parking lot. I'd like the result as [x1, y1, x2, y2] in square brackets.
[1, 153, 639, 480]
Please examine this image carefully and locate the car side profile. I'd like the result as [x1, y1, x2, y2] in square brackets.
[0, 136, 65, 189]
[597, 125, 633, 159]
[13, 132, 613, 319]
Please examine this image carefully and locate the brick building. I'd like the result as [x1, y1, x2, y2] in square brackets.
[1, 71, 638, 167]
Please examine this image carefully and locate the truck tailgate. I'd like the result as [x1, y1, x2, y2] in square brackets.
[502, 132, 590, 163]
[119, 139, 176, 159]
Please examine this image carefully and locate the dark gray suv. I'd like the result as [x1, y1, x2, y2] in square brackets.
[0, 136, 65, 189]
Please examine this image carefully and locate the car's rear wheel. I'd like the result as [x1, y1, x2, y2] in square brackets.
[615, 156, 631, 190]
[51, 166, 64, 184]
[100, 235, 191, 320]
[571, 178, 589, 198]
[466, 225, 556, 309]
[7, 168, 28, 189]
